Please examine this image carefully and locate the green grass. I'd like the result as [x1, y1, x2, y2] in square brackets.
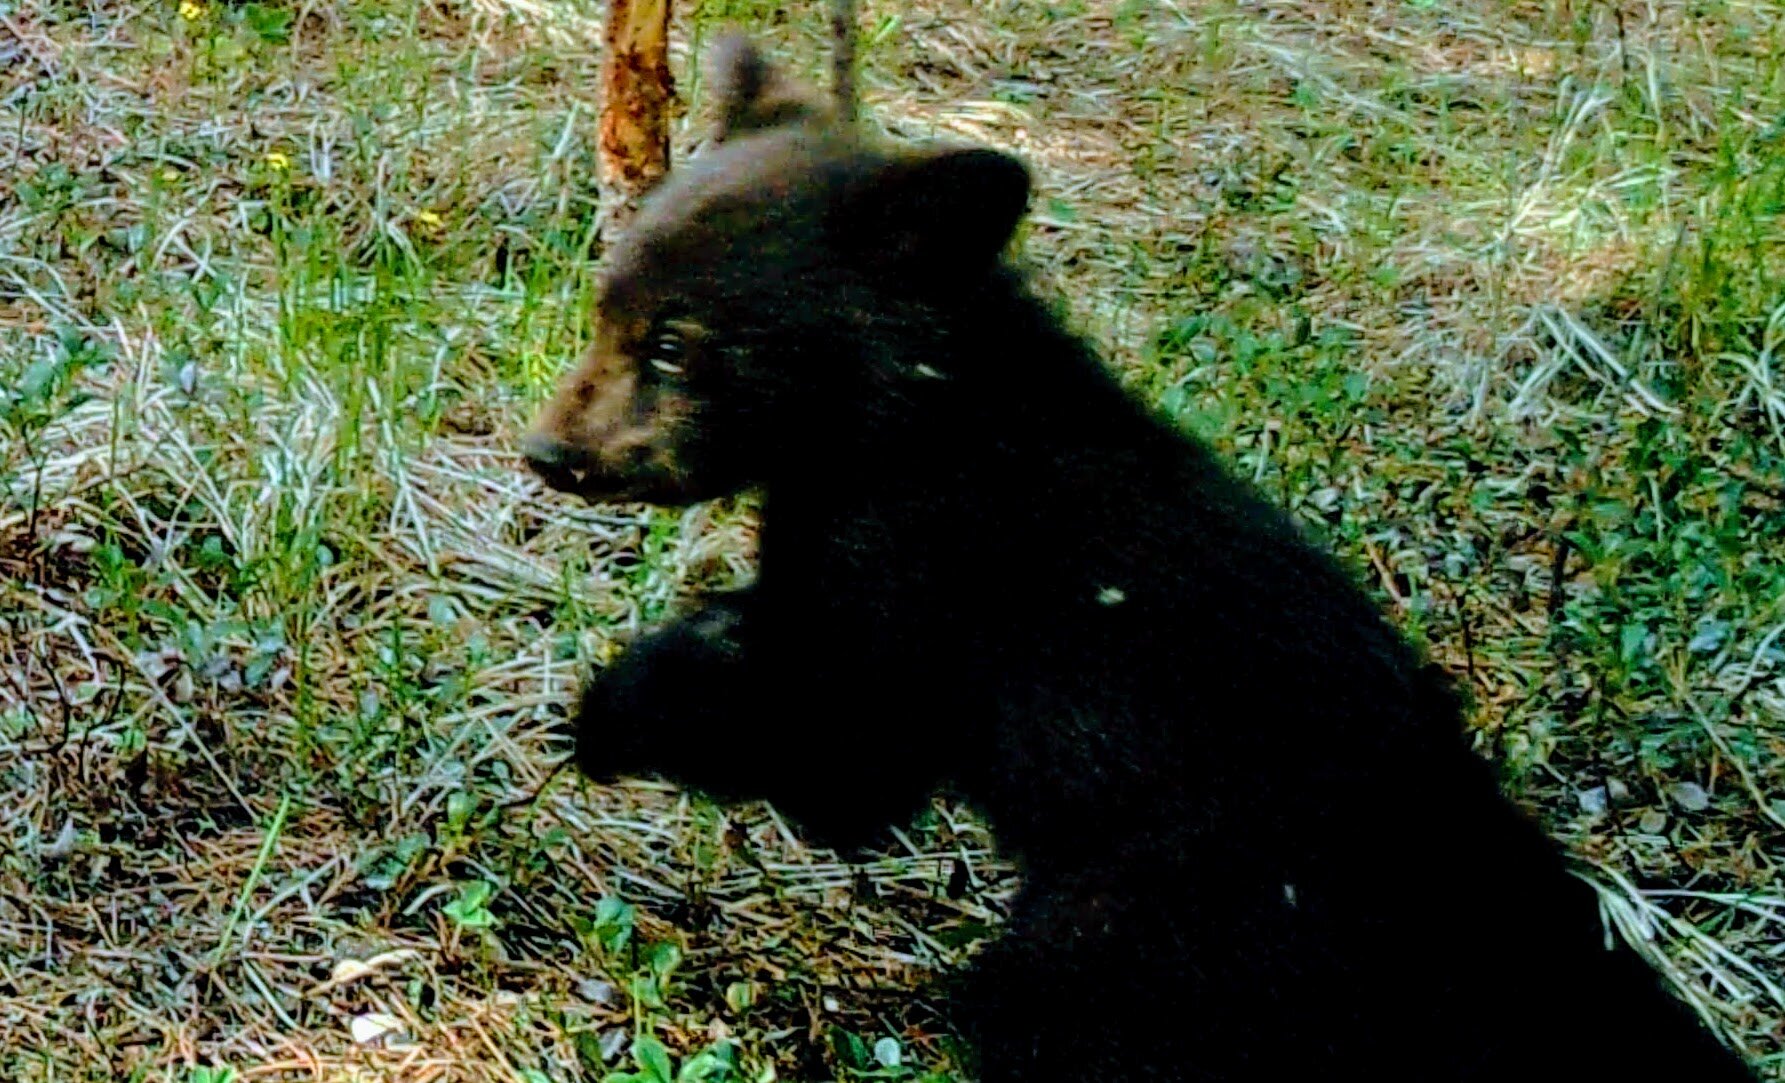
[3, 0, 1784, 1078]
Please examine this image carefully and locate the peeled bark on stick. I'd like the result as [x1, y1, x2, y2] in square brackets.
[600, 0, 674, 205]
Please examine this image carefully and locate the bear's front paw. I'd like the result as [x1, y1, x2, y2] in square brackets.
[566, 601, 754, 784]
[568, 660, 660, 784]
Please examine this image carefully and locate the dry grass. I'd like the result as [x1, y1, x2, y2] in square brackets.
[3, 0, 1784, 1079]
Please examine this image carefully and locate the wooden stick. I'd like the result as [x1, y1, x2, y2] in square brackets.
[600, 0, 674, 204]
[831, 0, 858, 124]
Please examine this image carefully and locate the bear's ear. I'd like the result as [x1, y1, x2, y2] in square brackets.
[709, 34, 826, 143]
[832, 146, 1032, 274]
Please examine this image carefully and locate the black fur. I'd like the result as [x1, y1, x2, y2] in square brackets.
[528, 39, 1754, 1082]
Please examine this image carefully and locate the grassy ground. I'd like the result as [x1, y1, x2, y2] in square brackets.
[3, 0, 1783, 1078]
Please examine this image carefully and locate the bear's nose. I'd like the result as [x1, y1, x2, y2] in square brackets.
[520, 432, 570, 468]
[521, 433, 588, 492]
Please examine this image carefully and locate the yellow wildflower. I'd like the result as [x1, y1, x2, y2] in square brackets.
[178, 0, 203, 20]
[161, 168, 180, 183]
[263, 150, 292, 172]
[415, 209, 444, 231]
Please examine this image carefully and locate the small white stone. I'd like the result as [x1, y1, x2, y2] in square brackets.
[350, 1012, 408, 1047]
[1096, 586, 1126, 606]
[1670, 781, 1710, 812]
[873, 1038, 903, 1068]
[578, 978, 618, 1005]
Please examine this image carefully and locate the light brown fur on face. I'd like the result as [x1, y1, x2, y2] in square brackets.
[522, 35, 833, 504]
[520, 305, 703, 502]
[519, 32, 1024, 507]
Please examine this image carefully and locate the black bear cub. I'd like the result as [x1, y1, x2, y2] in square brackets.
[523, 35, 1754, 1082]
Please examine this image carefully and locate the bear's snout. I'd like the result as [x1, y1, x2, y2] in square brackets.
[520, 432, 595, 494]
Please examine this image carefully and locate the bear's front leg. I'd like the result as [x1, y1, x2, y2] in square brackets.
[569, 589, 760, 792]
[566, 585, 943, 856]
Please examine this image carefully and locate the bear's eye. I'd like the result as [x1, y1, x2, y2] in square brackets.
[647, 328, 687, 377]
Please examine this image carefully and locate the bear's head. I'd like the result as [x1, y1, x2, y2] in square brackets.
[521, 34, 1032, 504]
